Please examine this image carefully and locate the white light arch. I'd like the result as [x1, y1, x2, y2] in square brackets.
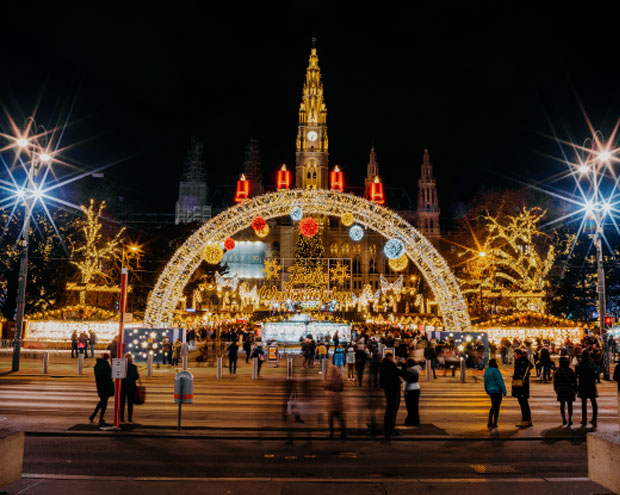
[144, 189, 471, 330]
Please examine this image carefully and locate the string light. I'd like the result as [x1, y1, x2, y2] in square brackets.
[349, 224, 364, 241]
[384, 238, 405, 260]
[341, 212, 354, 227]
[299, 217, 319, 237]
[388, 254, 408, 272]
[203, 244, 224, 264]
[144, 189, 470, 331]
[290, 206, 303, 221]
[255, 224, 270, 238]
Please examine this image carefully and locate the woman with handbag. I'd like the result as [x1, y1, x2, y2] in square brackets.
[554, 356, 577, 426]
[512, 349, 534, 428]
[121, 353, 140, 423]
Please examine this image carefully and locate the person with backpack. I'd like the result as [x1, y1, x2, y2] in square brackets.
[484, 358, 506, 429]
[576, 350, 598, 427]
[403, 358, 422, 426]
[554, 356, 578, 426]
[332, 345, 345, 371]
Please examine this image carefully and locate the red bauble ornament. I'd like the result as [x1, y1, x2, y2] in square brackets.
[224, 238, 235, 251]
[299, 217, 319, 237]
[251, 216, 267, 231]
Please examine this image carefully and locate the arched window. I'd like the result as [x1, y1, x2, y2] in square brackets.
[353, 256, 362, 275]
[369, 257, 377, 274]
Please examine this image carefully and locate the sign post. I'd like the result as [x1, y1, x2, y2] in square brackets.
[112, 268, 129, 430]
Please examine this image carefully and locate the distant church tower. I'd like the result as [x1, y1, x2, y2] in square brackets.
[364, 146, 380, 196]
[417, 149, 440, 237]
[295, 38, 329, 189]
[241, 138, 264, 197]
[175, 139, 212, 224]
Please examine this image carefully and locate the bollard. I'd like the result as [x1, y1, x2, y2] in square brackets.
[77, 353, 83, 375]
[177, 377, 184, 432]
[252, 357, 258, 380]
[147, 353, 153, 378]
[321, 357, 327, 380]
[182, 355, 188, 372]
[216, 356, 223, 380]
[460, 356, 466, 383]
[287, 357, 293, 379]
[42, 351, 49, 374]
[426, 359, 432, 382]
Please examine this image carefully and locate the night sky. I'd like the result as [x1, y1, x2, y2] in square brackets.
[2, 2, 620, 219]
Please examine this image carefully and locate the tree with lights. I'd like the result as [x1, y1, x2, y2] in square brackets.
[69, 200, 125, 305]
[457, 207, 556, 316]
[295, 223, 325, 271]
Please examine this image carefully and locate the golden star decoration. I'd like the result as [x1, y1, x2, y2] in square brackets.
[262, 258, 282, 280]
[330, 262, 350, 285]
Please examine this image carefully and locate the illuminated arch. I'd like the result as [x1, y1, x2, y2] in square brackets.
[144, 189, 471, 330]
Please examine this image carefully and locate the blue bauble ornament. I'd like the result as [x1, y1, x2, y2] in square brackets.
[290, 206, 303, 222]
[384, 238, 405, 260]
[349, 224, 364, 241]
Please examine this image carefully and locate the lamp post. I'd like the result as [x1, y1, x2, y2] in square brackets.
[579, 147, 613, 380]
[11, 124, 52, 372]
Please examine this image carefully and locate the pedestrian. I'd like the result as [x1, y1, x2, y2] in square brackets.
[403, 358, 422, 426]
[332, 345, 345, 372]
[88, 353, 114, 425]
[251, 341, 265, 376]
[317, 341, 327, 373]
[172, 338, 182, 366]
[71, 330, 78, 358]
[539, 345, 552, 383]
[355, 344, 367, 386]
[553, 356, 577, 426]
[107, 336, 118, 360]
[243, 335, 253, 364]
[89, 329, 97, 358]
[512, 349, 534, 428]
[484, 358, 506, 429]
[424, 341, 437, 379]
[326, 367, 346, 439]
[120, 353, 140, 423]
[576, 350, 598, 427]
[78, 331, 88, 358]
[368, 345, 381, 387]
[162, 337, 171, 365]
[346, 343, 355, 381]
[227, 340, 239, 374]
[379, 351, 403, 439]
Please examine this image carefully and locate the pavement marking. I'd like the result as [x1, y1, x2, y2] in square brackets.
[21, 474, 592, 483]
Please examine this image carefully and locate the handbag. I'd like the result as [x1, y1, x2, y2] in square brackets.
[512, 379, 523, 388]
[133, 380, 146, 405]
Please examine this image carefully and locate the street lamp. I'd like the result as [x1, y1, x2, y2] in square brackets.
[10, 122, 54, 372]
[578, 144, 615, 380]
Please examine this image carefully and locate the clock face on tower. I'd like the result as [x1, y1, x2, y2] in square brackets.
[307, 130, 318, 142]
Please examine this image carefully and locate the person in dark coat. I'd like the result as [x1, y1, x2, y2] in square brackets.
[576, 350, 598, 427]
[89, 353, 114, 425]
[539, 346, 552, 383]
[553, 356, 577, 426]
[403, 358, 423, 426]
[379, 351, 403, 439]
[512, 349, 534, 428]
[227, 340, 239, 374]
[120, 353, 140, 423]
[251, 342, 265, 376]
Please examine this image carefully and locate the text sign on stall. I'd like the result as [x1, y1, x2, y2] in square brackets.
[268, 345, 279, 362]
[111, 358, 127, 379]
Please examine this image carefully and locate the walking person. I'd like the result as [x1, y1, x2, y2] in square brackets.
[71, 330, 78, 358]
[539, 345, 552, 383]
[326, 367, 346, 439]
[243, 335, 253, 364]
[484, 358, 506, 429]
[332, 345, 345, 372]
[120, 353, 140, 423]
[317, 341, 327, 374]
[368, 345, 381, 387]
[88, 330, 97, 358]
[576, 350, 598, 427]
[345, 343, 355, 381]
[172, 338, 182, 366]
[89, 353, 114, 425]
[227, 340, 239, 374]
[512, 349, 534, 428]
[403, 358, 422, 426]
[553, 356, 577, 426]
[251, 341, 265, 376]
[380, 351, 403, 439]
[355, 344, 367, 386]
[424, 341, 437, 379]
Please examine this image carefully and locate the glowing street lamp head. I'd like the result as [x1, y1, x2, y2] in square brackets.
[578, 164, 590, 175]
[15, 188, 26, 199]
[17, 138, 29, 148]
[32, 187, 43, 200]
[39, 153, 51, 164]
[584, 200, 595, 217]
[479, 251, 486, 258]
[602, 202, 612, 215]
[598, 150, 612, 162]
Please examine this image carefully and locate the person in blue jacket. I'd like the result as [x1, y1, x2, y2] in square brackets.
[332, 345, 345, 371]
[484, 358, 507, 429]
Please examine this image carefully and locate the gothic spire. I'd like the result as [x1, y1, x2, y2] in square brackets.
[299, 39, 326, 126]
[181, 138, 206, 182]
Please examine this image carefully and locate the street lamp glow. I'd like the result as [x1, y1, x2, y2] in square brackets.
[578, 164, 590, 175]
[598, 150, 612, 162]
[584, 200, 595, 216]
[32, 187, 43, 200]
[15, 188, 26, 199]
[602, 202, 612, 214]
[479, 251, 486, 258]
[17, 138, 29, 148]
[39, 153, 51, 164]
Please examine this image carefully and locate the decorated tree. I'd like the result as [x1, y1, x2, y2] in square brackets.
[295, 219, 325, 271]
[69, 200, 125, 304]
